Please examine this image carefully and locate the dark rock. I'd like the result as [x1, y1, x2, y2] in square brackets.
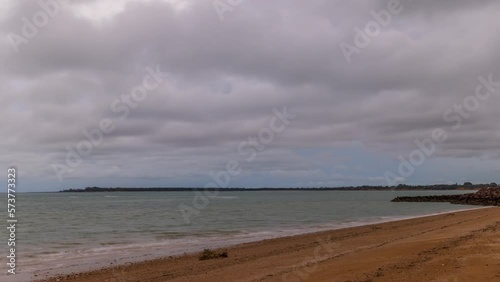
[391, 188, 500, 206]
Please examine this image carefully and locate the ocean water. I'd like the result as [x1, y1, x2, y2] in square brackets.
[0, 190, 480, 280]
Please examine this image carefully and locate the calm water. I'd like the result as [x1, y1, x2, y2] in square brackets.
[0, 190, 479, 279]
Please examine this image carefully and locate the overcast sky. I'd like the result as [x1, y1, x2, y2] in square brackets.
[1, 0, 499, 192]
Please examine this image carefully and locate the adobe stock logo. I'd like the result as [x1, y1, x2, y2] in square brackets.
[178, 106, 296, 224]
[339, 0, 413, 64]
[212, 0, 245, 22]
[7, 0, 68, 54]
[51, 66, 168, 182]
[384, 74, 500, 185]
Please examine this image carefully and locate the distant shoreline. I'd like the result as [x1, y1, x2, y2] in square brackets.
[59, 187, 478, 193]
[59, 184, 488, 192]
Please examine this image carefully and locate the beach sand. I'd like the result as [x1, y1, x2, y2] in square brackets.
[41, 207, 500, 282]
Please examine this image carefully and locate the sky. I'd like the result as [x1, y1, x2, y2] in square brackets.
[1, 0, 500, 192]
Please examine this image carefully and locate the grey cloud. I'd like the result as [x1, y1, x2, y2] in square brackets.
[1, 0, 500, 189]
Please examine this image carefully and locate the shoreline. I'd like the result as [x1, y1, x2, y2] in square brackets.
[32, 206, 500, 282]
[12, 207, 485, 280]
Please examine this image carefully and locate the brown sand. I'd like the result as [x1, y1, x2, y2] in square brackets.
[41, 207, 500, 282]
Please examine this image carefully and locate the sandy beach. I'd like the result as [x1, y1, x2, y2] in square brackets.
[40, 207, 500, 282]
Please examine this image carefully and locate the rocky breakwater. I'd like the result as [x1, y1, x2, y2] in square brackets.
[391, 188, 500, 206]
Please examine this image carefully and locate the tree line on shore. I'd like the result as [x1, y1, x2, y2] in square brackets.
[60, 182, 497, 192]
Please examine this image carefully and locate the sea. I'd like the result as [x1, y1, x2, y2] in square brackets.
[0, 190, 481, 281]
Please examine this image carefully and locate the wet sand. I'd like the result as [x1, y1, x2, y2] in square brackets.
[40, 207, 500, 282]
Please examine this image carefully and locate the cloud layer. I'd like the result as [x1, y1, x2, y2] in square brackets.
[1, 0, 500, 191]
